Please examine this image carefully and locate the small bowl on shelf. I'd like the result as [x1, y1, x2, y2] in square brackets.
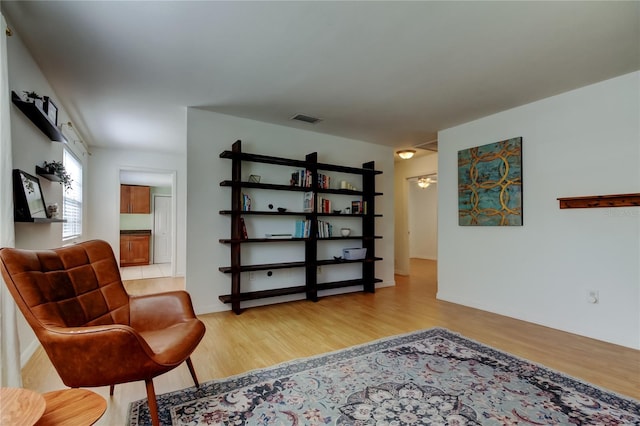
[277, 207, 287, 213]
[333, 209, 341, 214]
[340, 228, 351, 237]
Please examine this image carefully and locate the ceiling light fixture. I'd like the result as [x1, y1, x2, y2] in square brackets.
[417, 177, 431, 189]
[397, 149, 416, 160]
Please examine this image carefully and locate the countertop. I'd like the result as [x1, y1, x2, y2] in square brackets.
[120, 229, 151, 235]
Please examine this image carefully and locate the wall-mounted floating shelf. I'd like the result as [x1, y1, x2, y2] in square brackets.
[35, 165, 62, 182]
[16, 217, 66, 223]
[11, 91, 67, 143]
[557, 193, 640, 209]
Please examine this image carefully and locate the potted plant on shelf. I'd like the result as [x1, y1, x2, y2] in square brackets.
[41, 161, 73, 192]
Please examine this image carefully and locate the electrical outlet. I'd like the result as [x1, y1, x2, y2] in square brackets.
[587, 290, 599, 304]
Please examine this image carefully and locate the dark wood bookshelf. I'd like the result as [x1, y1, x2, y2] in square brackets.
[219, 140, 383, 314]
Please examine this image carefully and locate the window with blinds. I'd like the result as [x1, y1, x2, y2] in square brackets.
[63, 149, 82, 239]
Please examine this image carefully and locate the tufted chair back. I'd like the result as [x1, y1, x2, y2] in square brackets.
[1, 240, 130, 331]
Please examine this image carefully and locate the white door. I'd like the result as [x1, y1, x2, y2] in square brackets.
[153, 195, 172, 264]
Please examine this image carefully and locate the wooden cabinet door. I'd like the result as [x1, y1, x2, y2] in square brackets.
[130, 186, 150, 213]
[120, 236, 130, 263]
[120, 235, 150, 266]
[128, 235, 150, 264]
[120, 185, 150, 213]
[120, 185, 131, 213]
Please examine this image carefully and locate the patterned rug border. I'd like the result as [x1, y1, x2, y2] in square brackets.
[128, 327, 639, 425]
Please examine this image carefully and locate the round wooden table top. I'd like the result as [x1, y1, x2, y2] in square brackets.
[35, 388, 107, 426]
[0, 387, 46, 426]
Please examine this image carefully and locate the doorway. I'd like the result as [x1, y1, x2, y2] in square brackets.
[119, 169, 176, 280]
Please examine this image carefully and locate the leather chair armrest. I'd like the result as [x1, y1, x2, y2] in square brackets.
[129, 291, 198, 331]
[39, 324, 167, 388]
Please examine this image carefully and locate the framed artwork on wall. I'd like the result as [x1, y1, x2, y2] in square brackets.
[13, 169, 49, 220]
[458, 137, 523, 226]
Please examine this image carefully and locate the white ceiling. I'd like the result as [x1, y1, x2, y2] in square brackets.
[3, 1, 639, 154]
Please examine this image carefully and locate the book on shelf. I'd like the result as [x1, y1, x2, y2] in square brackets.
[317, 220, 332, 238]
[291, 169, 312, 187]
[242, 193, 251, 211]
[240, 217, 248, 239]
[316, 195, 332, 213]
[290, 170, 331, 189]
[294, 219, 311, 238]
[303, 192, 314, 212]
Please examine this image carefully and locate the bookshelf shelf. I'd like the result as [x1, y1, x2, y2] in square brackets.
[219, 140, 383, 314]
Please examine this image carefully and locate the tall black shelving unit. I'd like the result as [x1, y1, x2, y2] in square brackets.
[219, 140, 383, 314]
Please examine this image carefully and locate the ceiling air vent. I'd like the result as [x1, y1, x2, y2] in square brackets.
[290, 114, 322, 124]
[414, 140, 438, 152]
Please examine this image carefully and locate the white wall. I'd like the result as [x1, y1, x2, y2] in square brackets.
[86, 147, 187, 275]
[5, 25, 89, 364]
[394, 153, 438, 275]
[186, 109, 395, 314]
[438, 72, 640, 349]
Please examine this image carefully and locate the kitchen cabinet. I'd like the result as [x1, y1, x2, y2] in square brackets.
[120, 232, 150, 266]
[120, 185, 150, 214]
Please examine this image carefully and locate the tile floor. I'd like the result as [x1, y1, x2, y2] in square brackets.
[119, 263, 172, 280]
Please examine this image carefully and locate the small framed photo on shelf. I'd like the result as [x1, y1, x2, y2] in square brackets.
[248, 174, 261, 183]
[43, 96, 58, 125]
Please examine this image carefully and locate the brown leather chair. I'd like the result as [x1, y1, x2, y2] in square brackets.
[0, 240, 206, 426]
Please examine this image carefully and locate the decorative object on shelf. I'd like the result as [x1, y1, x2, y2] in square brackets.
[396, 149, 416, 160]
[340, 228, 351, 237]
[22, 90, 44, 109]
[265, 233, 293, 239]
[344, 207, 351, 214]
[39, 161, 72, 192]
[268, 204, 274, 210]
[43, 96, 58, 125]
[277, 207, 287, 213]
[47, 203, 59, 219]
[248, 174, 261, 183]
[342, 247, 367, 260]
[333, 209, 341, 214]
[458, 137, 522, 226]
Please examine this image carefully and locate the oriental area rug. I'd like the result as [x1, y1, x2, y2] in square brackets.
[128, 328, 639, 425]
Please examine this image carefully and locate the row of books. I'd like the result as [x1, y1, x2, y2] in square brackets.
[290, 169, 331, 189]
[351, 200, 367, 214]
[293, 220, 333, 238]
[303, 192, 335, 213]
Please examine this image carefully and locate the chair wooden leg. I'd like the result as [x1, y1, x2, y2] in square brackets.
[186, 357, 200, 387]
[109, 385, 115, 396]
[145, 379, 160, 426]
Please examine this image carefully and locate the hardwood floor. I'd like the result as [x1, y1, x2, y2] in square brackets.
[21, 259, 639, 425]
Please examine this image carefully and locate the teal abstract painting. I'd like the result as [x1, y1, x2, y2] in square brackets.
[458, 138, 522, 226]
